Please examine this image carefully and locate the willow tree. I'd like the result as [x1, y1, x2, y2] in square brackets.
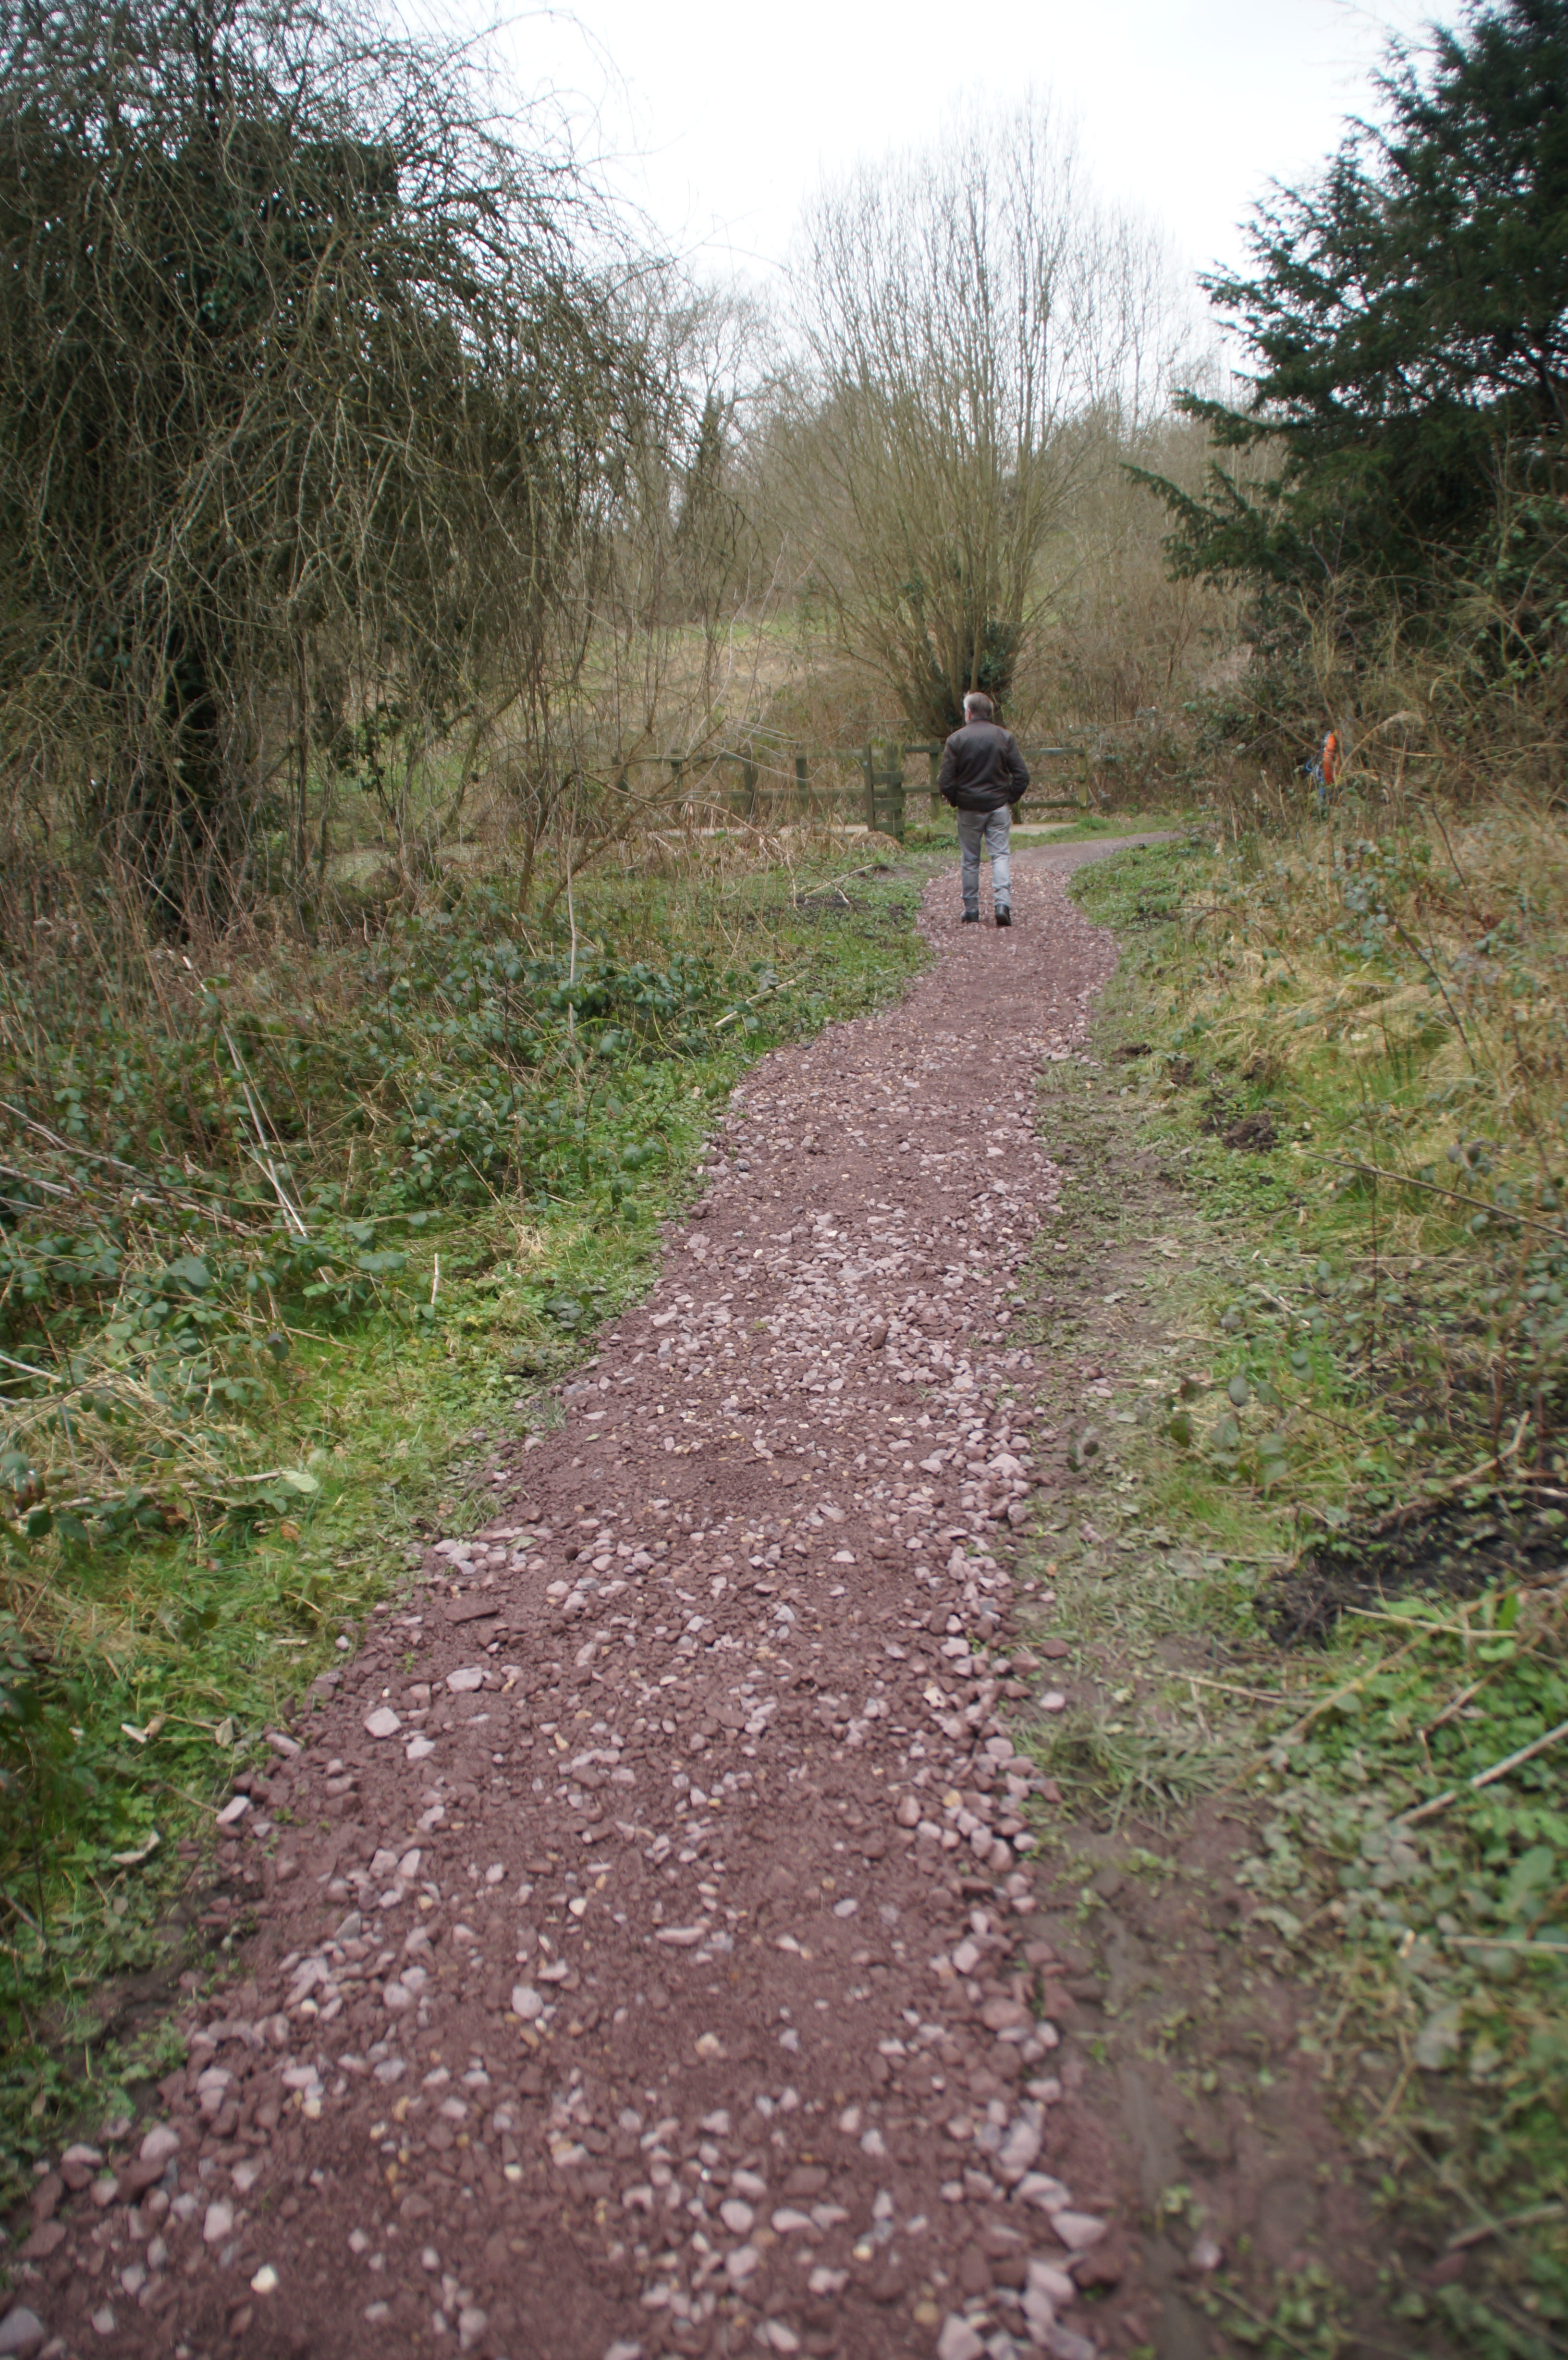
[0, 0, 645, 924]
[790, 100, 1178, 737]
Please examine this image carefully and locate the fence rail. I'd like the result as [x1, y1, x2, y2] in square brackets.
[631, 738, 1087, 845]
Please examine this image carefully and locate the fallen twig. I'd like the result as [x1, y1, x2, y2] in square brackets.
[222, 1030, 308, 1238]
[1444, 1936, 1568, 1960]
[1345, 1606, 1500, 1638]
[1221, 1632, 1435, 1790]
[0, 1098, 259, 1232]
[1397, 1715, 1568, 1827]
[1446, 2201, 1568, 2253]
[1319, 1151, 1566, 1241]
[0, 1158, 71, 1198]
[1202, 2281, 1412, 2360]
[1347, 1413, 1532, 1536]
[1181, 1670, 1296, 1704]
[1419, 1676, 1491, 1739]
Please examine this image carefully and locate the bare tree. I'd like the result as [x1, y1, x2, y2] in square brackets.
[787, 98, 1182, 736]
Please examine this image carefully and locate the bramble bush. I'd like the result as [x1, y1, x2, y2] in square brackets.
[0, 884, 788, 1554]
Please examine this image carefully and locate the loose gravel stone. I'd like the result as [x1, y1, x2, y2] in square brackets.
[936, 2317, 985, 2360]
[1049, 2211, 1109, 2252]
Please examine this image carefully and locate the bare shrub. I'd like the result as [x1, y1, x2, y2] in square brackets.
[0, 0, 649, 928]
[782, 97, 1187, 738]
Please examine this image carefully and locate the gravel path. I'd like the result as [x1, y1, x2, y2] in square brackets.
[12, 842, 1154, 2360]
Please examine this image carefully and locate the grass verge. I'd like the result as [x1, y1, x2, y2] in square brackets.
[1006, 824, 1568, 2359]
[900, 808, 1186, 855]
[0, 845, 937, 2208]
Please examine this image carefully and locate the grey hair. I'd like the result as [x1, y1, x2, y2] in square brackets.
[963, 691, 994, 721]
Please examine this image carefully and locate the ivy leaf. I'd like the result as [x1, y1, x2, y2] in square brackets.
[1414, 2004, 1464, 2071]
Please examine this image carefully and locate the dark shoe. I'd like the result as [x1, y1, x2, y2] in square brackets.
[962, 911, 980, 923]
[995, 908, 1012, 927]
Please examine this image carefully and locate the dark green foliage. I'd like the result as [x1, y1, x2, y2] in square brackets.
[1142, 0, 1568, 606]
[0, 883, 790, 1549]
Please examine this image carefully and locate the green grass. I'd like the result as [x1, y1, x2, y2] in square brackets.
[1047, 830, 1568, 2359]
[0, 844, 935, 2200]
[899, 806, 1184, 855]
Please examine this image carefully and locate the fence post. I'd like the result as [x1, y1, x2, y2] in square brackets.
[794, 753, 808, 824]
[866, 740, 906, 843]
[927, 747, 941, 825]
[862, 745, 875, 831]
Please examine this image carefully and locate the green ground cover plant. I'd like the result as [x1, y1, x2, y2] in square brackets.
[1044, 827, 1568, 2359]
[0, 846, 932, 2200]
[901, 809, 1183, 855]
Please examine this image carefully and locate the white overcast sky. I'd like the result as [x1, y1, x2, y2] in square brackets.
[438, 0, 1452, 297]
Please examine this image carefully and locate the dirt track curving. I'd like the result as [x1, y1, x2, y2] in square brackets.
[15, 842, 1160, 2360]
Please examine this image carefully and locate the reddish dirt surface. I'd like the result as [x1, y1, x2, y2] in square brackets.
[9, 845, 1173, 2360]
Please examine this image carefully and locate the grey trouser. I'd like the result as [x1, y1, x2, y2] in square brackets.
[956, 805, 1012, 914]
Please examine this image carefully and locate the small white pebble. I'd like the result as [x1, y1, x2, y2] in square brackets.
[1050, 2210, 1108, 2251]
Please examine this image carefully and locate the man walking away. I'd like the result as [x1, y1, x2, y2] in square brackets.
[938, 692, 1030, 927]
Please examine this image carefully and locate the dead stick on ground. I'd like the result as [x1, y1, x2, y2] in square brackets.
[1420, 1676, 1490, 1739]
[1353, 1412, 1532, 1536]
[1446, 2201, 1568, 2253]
[222, 1029, 308, 1238]
[1182, 1671, 1295, 1704]
[1317, 1152, 1567, 1242]
[1397, 1716, 1568, 1828]
[1220, 1634, 1433, 1791]
[1445, 1936, 1568, 1958]
[1205, 2282, 1413, 2360]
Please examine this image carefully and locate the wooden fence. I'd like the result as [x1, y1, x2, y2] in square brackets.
[646, 739, 1084, 844]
